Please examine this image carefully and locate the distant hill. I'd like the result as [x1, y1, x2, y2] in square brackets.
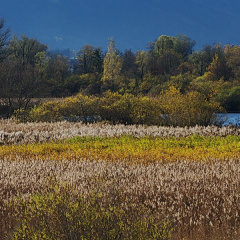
[1, 0, 240, 51]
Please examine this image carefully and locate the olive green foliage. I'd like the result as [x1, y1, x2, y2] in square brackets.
[28, 101, 62, 122]
[190, 72, 225, 99]
[15, 87, 222, 126]
[216, 86, 240, 112]
[9, 180, 172, 240]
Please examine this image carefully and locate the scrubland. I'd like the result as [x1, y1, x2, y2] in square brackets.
[1, 120, 240, 239]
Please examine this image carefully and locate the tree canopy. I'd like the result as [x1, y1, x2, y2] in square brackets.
[1, 17, 240, 119]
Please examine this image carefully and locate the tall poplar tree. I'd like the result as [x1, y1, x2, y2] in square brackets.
[102, 38, 122, 91]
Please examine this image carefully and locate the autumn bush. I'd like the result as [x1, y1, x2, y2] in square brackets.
[14, 87, 223, 127]
[160, 86, 223, 127]
[27, 101, 62, 122]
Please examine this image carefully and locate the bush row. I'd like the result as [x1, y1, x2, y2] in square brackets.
[15, 87, 223, 127]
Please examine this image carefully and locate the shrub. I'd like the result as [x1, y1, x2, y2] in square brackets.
[59, 94, 99, 122]
[14, 88, 223, 126]
[130, 96, 164, 125]
[98, 91, 136, 124]
[160, 87, 223, 127]
[29, 101, 62, 122]
[8, 181, 172, 240]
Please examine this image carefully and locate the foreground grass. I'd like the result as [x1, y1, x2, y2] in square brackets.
[1, 134, 240, 239]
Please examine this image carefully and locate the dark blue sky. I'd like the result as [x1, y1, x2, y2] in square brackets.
[1, 0, 240, 52]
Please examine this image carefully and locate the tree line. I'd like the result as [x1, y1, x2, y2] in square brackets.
[1, 17, 240, 119]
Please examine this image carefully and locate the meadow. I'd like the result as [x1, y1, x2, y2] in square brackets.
[1, 120, 240, 239]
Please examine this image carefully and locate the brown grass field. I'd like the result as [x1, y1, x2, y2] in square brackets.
[1, 120, 240, 239]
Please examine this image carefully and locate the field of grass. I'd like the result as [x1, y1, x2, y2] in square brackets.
[1, 121, 240, 239]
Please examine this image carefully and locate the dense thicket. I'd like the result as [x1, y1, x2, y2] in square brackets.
[15, 88, 222, 127]
[1, 18, 240, 122]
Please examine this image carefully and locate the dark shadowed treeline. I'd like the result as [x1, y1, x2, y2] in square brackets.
[1, 17, 240, 121]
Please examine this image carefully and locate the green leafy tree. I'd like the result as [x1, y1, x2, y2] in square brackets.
[75, 44, 103, 74]
[139, 73, 169, 95]
[149, 35, 190, 75]
[91, 48, 104, 73]
[168, 73, 194, 93]
[216, 86, 240, 112]
[9, 35, 47, 66]
[225, 44, 240, 81]
[121, 49, 137, 78]
[174, 34, 196, 60]
[135, 50, 148, 80]
[189, 45, 216, 76]
[207, 53, 229, 80]
[154, 35, 175, 56]
[190, 72, 227, 100]
[65, 73, 102, 95]
[46, 54, 70, 97]
[154, 34, 195, 60]
[159, 49, 181, 75]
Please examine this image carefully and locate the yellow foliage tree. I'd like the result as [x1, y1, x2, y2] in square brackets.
[207, 53, 228, 80]
[160, 86, 222, 126]
[102, 38, 122, 91]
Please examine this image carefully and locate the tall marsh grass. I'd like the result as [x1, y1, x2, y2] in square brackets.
[1, 120, 240, 239]
[0, 119, 240, 145]
[1, 158, 240, 239]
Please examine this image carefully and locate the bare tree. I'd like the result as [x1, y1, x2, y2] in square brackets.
[0, 36, 48, 117]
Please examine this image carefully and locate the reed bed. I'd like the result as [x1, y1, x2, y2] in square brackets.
[0, 119, 240, 145]
[1, 120, 240, 239]
[1, 158, 240, 239]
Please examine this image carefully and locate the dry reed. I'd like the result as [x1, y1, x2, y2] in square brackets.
[1, 158, 240, 239]
[1, 120, 240, 239]
[0, 119, 239, 145]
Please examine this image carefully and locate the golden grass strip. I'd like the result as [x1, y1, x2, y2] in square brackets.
[1, 135, 240, 163]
